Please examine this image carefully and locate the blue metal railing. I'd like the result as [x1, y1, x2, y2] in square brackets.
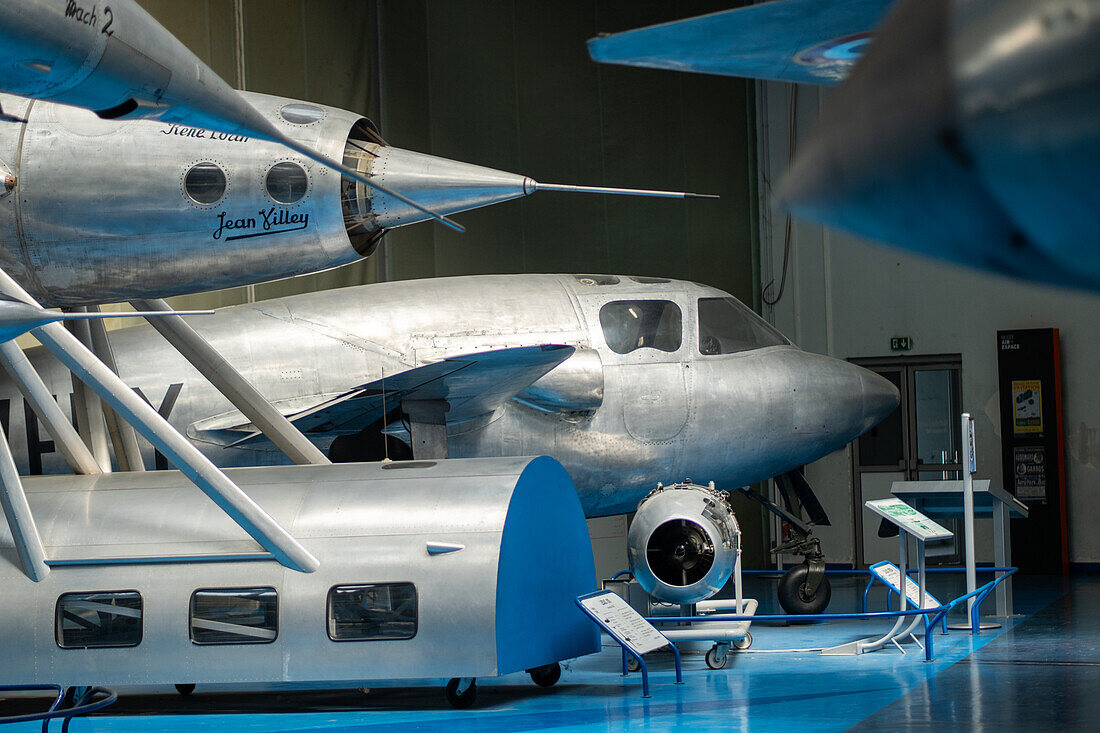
[617, 642, 683, 698]
[640, 568, 1016, 662]
[862, 566, 1015, 614]
[0, 684, 116, 731]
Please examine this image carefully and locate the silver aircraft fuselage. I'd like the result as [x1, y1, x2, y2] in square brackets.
[2, 274, 898, 517]
[0, 91, 567, 306]
[0, 90, 360, 305]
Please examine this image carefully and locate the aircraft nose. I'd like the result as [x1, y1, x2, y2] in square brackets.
[859, 368, 900, 432]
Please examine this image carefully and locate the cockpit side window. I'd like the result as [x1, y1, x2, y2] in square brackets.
[599, 300, 682, 355]
[698, 297, 789, 355]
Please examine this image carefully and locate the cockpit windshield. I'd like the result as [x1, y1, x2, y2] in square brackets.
[600, 300, 682, 355]
[698, 297, 789, 355]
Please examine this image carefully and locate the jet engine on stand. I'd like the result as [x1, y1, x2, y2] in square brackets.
[628, 481, 741, 606]
[624, 480, 755, 669]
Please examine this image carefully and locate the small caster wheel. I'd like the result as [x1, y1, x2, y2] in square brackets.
[528, 663, 561, 688]
[174, 683, 196, 696]
[445, 677, 477, 709]
[626, 655, 641, 672]
[733, 632, 753, 650]
[778, 563, 832, 615]
[705, 645, 728, 670]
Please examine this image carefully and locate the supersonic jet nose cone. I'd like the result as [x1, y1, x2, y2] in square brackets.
[859, 369, 900, 432]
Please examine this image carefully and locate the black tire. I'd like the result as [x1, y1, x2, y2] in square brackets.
[778, 564, 832, 615]
[626, 655, 641, 673]
[529, 663, 561, 688]
[175, 683, 196, 696]
[445, 678, 477, 709]
[733, 631, 753, 650]
[705, 645, 728, 670]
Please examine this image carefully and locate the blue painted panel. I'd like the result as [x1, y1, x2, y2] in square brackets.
[495, 456, 599, 674]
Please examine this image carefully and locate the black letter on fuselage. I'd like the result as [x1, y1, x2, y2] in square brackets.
[24, 401, 56, 475]
[134, 383, 183, 470]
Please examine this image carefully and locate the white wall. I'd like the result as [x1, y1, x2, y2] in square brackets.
[757, 82, 1100, 566]
[587, 515, 628, 583]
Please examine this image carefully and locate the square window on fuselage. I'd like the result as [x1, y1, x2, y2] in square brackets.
[55, 590, 142, 649]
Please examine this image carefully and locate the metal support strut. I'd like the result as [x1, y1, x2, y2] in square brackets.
[0, 422, 49, 581]
[0, 340, 101, 475]
[130, 298, 330, 467]
[62, 315, 112, 471]
[0, 269, 319, 573]
[86, 308, 146, 471]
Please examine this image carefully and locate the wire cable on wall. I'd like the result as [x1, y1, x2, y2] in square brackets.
[762, 84, 798, 307]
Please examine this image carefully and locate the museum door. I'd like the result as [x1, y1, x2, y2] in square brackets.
[849, 355, 963, 568]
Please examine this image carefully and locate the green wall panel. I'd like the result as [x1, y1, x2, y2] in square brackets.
[379, 0, 755, 303]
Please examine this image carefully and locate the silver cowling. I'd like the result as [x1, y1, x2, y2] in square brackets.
[514, 347, 604, 414]
[627, 481, 740, 605]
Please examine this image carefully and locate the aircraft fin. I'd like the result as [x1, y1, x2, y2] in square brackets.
[586, 0, 896, 85]
[189, 344, 575, 447]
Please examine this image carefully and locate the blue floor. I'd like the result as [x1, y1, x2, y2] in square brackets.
[3, 574, 1095, 731]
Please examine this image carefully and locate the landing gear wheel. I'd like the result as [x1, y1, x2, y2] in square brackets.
[626, 655, 641, 672]
[445, 677, 477, 709]
[705, 645, 729, 670]
[778, 563, 832, 615]
[174, 683, 196, 696]
[528, 663, 561, 688]
[733, 632, 753, 650]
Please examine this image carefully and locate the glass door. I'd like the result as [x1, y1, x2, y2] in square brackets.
[850, 355, 962, 567]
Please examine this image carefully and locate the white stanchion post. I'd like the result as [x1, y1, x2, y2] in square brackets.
[962, 413, 977, 629]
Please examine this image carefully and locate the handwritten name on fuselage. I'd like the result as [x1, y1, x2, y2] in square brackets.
[162, 124, 250, 143]
[65, 1, 99, 27]
[213, 208, 310, 240]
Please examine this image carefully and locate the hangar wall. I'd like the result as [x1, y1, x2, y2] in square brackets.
[757, 82, 1100, 567]
[374, 0, 756, 307]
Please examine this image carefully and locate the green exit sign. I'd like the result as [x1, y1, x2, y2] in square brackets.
[891, 337, 913, 351]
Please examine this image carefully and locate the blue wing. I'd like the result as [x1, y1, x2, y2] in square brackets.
[587, 0, 897, 85]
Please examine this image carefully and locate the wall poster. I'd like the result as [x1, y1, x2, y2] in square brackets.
[1011, 379, 1043, 435]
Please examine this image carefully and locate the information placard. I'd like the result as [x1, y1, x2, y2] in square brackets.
[577, 591, 669, 656]
[865, 498, 953, 542]
[869, 561, 941, 609]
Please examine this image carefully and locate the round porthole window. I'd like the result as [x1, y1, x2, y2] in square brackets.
[184, 162, 227, 205]
[265, 162, 308, 205]
[279, 103, 325, 125]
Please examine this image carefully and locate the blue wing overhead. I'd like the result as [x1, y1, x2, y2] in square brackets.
[587, 0, 897, 85]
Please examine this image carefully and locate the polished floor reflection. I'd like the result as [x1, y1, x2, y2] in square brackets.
[1, 574, 1094, 732]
